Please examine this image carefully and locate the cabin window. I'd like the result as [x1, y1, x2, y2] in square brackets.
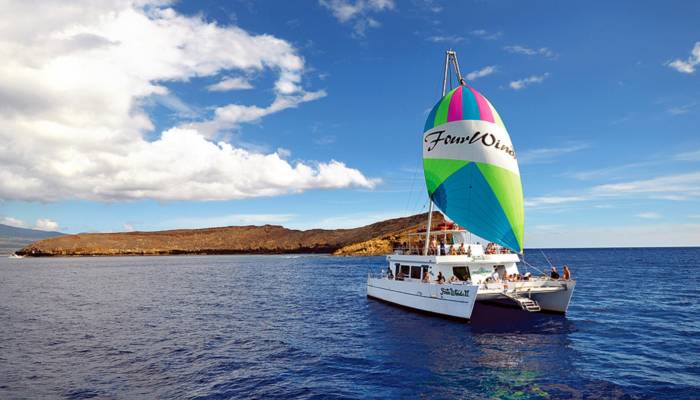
[410, 266, 422, 279]
[401, 265, 410, 277]
[422, 265, 429, 277]
[453, 266, 470, 281]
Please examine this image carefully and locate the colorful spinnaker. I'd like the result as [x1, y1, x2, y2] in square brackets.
[423, 85, 524, 253]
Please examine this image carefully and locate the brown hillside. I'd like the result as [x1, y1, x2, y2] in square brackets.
[17, 212, 445, 257]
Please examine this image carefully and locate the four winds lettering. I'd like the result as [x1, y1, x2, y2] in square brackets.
[424, 130, 517, 159]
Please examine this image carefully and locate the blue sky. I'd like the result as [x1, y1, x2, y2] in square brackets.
[1, 0, 699, 247]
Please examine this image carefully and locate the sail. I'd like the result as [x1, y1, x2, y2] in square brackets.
[423, 85, 524, 252]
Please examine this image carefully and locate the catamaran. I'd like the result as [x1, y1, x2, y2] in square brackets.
[367, 50, 575, 319]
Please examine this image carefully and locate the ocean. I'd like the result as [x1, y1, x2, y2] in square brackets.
[1, 248, 698, 399]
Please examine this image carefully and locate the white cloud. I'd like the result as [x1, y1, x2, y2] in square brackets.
[667, 102, 696, 115]
[466, 65, 496, 81]
[528, 171, 700, 211]
[675, 149, 700, 161]
[0, 1, 377, 202]
[1, 216, 26, 228]
[504, 45, 556, 58]
[35, 218, 59, 231]
[591, 172, 700, 200]
[470, 29, 501, 40]
[319, 0, 395, 37]
[636, 212, 662, 219]
[207, 76, 253, 92]
[427, 35, 465, 43]
[509, 73, 549, 90]
[526, 223, 700, 248]
[524, 196, 588, 208]
[518, 142, 588, 164]
[666, 42, 700, 74]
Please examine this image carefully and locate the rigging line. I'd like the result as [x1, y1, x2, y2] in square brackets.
[540, 250, 555, 269]
[403, 147, 421, 215]
[521, 258, 546, 276]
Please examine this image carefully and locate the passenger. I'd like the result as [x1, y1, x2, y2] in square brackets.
[457, 243, 466, 255]
[523, 272, 532, 281]
[491, 270, 500, 282]
[439, 240, 446, 256]
[396, 271, 405, 281]
[466, 246, 472, 257]
[430, 238, 438, 255]
[422, 270, 431, 283]
[386, 267, 394, 279]
[550, 266, 560, 280]
[563, 265, 571, 280]
[448, 275, 460, 283]
[437, 271, 446, 284]
[449, 245, 457, 255]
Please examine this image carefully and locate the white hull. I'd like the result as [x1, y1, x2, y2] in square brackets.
[476, 280, 576, 313]
[367, 276, 478, 319]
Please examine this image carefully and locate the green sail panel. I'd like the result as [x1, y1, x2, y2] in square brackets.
[423, 158, 470, 196]
[476, 162, 524, 252]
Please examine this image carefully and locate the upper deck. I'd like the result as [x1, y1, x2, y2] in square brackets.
[387, 252, 520, 265]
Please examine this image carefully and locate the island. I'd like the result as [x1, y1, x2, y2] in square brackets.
[16, 212, 447, 257]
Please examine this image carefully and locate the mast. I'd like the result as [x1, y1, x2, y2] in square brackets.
[424, 49, 464, 256]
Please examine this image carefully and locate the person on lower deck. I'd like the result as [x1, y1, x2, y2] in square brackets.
[386, 267, 394, 279]
[448, 274, 460, 283]
[422, 270, 431, 283]
[436, 271, 446, 284]
[563, 265, 571, 280]
[396, 271, 405, 280]
[550, 266, 560, 279]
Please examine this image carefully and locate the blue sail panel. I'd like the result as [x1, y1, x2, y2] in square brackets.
[430, 162, 520, 252]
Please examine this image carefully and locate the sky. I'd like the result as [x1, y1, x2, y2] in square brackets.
[1, 0, 699, 247]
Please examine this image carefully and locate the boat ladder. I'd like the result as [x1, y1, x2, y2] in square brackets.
[504, 292, 541, 312]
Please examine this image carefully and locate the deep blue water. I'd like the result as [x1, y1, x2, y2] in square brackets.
[0, 248, 698, 399]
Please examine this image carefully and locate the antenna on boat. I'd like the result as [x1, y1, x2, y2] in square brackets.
[424, 49, 466, 256]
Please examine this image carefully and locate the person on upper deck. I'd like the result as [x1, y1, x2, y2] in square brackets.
[563, 265, 571, 280]
[457, 243, 465, 255]
[449, 245, 457, 255]
[436, 271, 446, 284]
[439, 240, 446, 256]
[550, 266, 560, 279]
[430, 237, 438, 255]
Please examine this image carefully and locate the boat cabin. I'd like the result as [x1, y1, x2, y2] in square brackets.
[387, 225, 521, 284]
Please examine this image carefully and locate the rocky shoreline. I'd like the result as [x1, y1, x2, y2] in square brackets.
[17, 212, 445, 257]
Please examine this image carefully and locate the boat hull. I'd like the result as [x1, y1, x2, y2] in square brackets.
[476, 280, 576, 313]
[367, 277, 478, 320]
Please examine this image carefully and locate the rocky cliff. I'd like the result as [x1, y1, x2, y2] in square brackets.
[17, 212, 445, 257]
